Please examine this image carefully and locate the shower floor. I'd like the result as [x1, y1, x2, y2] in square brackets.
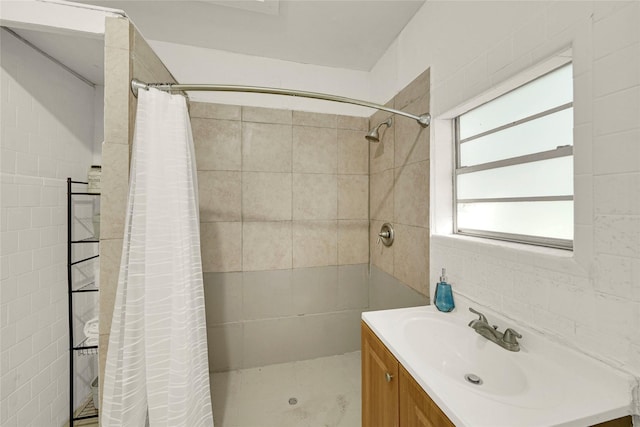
[211, 351, 362, 427]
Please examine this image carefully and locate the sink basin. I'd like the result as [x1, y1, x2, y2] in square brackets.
[363, 304, 634, 426]
[403, 313, 528, 397]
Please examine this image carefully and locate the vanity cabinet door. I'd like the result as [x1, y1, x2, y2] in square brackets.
[399, 366, 455, 427]
[362, 322, 400, 427]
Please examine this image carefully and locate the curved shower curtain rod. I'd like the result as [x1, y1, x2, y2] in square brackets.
[130, 79, 431, 128]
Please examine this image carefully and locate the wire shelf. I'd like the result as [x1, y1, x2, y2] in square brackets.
[74, 337, 98, 356]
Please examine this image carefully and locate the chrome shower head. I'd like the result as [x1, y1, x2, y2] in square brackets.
[365, 117, 393, 142]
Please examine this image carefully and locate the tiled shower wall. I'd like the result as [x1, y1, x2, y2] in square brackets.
[369, 69, 431, 305]
[191, 103, 371, 370]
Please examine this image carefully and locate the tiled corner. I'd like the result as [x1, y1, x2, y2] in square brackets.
[242, 122, 292, 173]
[104, 46, 130, 146]
[293, 173, 337, 220]
[369, 169, 394, 222]
[243, 172, 292, 221]
[338, 175, 368, 220]
[243, 221, 292, 271]
[104, 17, 130, 50]
[201, 222, 242, 272]
[192, 118, 242, 171]
[198, 171, 242, 222]
[337, 115, 368, 131]
[338, 220, 369, 265]
[338, 129, 369, 174]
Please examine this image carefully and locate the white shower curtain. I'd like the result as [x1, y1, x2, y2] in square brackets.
[102, 88, 214, 427]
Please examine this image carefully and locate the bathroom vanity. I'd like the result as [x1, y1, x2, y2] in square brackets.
[361, 305, 634, 427]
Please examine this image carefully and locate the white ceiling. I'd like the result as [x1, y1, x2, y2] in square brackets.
[73, 0, 426, 71]
[10, 28, 105, 85]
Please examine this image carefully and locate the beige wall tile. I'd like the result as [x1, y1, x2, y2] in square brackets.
[242, 270, 294, 320]
[370, 220, 393, 276]
[132, 26, 176, 84]
[242, 106, 292, 124]
[338, 129, 369, 174]
[395, 68, 430, 110]
[293, 173, 337, 220]
[395, 93, 430, 167]
[243, 172, 291, 221]
[201, 222, 242, 272]
[192, 118, 241, 171]
[242, 122, 292, 173]
[394, 224, 429, 296]
[98, 333, 109, 404]
[337, 264, 369, 310]
[207, 323, 243, 372]
[292, 126, 337, 173]
[293, 220, 338, 268]
[338, 220, 369, 265]
[100, 143, 129, 239]
[243, 221, 292, 271]
[292, 266, 338, 315]
[104, 46, 130, 146]
[105, 17, 130, 50]
[203, 272, 243, 325]
[293, 111, 337, 128]
[198, 171, 242, 222]
[370, 169, 394, 221]
[190, 101, 241, 120]
[337, 115, 368, 131]
[338, 175, 368, 220]
[98, 238, 123, 336]
[394, 161, 429, 228]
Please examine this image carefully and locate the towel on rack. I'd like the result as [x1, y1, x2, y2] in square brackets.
[84, 316, 99, 339]
[85, 336, 99, 347]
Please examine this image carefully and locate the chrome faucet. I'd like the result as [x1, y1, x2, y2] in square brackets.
[468, 307, 522, 352]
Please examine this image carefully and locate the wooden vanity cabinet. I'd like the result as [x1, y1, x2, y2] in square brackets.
[362, 321, 632, 427]
[362, 321, 454, 427]
[362, 320, 400, 427]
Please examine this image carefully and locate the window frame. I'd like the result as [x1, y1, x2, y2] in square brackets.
[453, 64, 574, 251]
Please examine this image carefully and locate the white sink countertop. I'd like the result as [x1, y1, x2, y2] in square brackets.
[362, 304, 636, 427]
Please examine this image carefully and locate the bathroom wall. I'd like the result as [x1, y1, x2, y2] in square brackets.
[373, 1, 640, 378]
[369, 69, 431, 307]
[193, 102, 370, 370]
[0, 29, 97, 426]
[98, 16, 179, 399]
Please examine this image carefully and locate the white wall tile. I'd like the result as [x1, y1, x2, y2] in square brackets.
[1, 29, 98, 424]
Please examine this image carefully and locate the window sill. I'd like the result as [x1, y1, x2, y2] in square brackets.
[431, 233, 574, 260]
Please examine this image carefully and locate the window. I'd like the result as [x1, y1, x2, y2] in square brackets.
[454, 63, 573, 249]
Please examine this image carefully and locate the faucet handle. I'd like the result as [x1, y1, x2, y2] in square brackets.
[503, 328, 522, 344]
[468, 307, 488, 323]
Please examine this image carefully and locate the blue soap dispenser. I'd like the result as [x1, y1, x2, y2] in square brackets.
[434, 268, 455, 312]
